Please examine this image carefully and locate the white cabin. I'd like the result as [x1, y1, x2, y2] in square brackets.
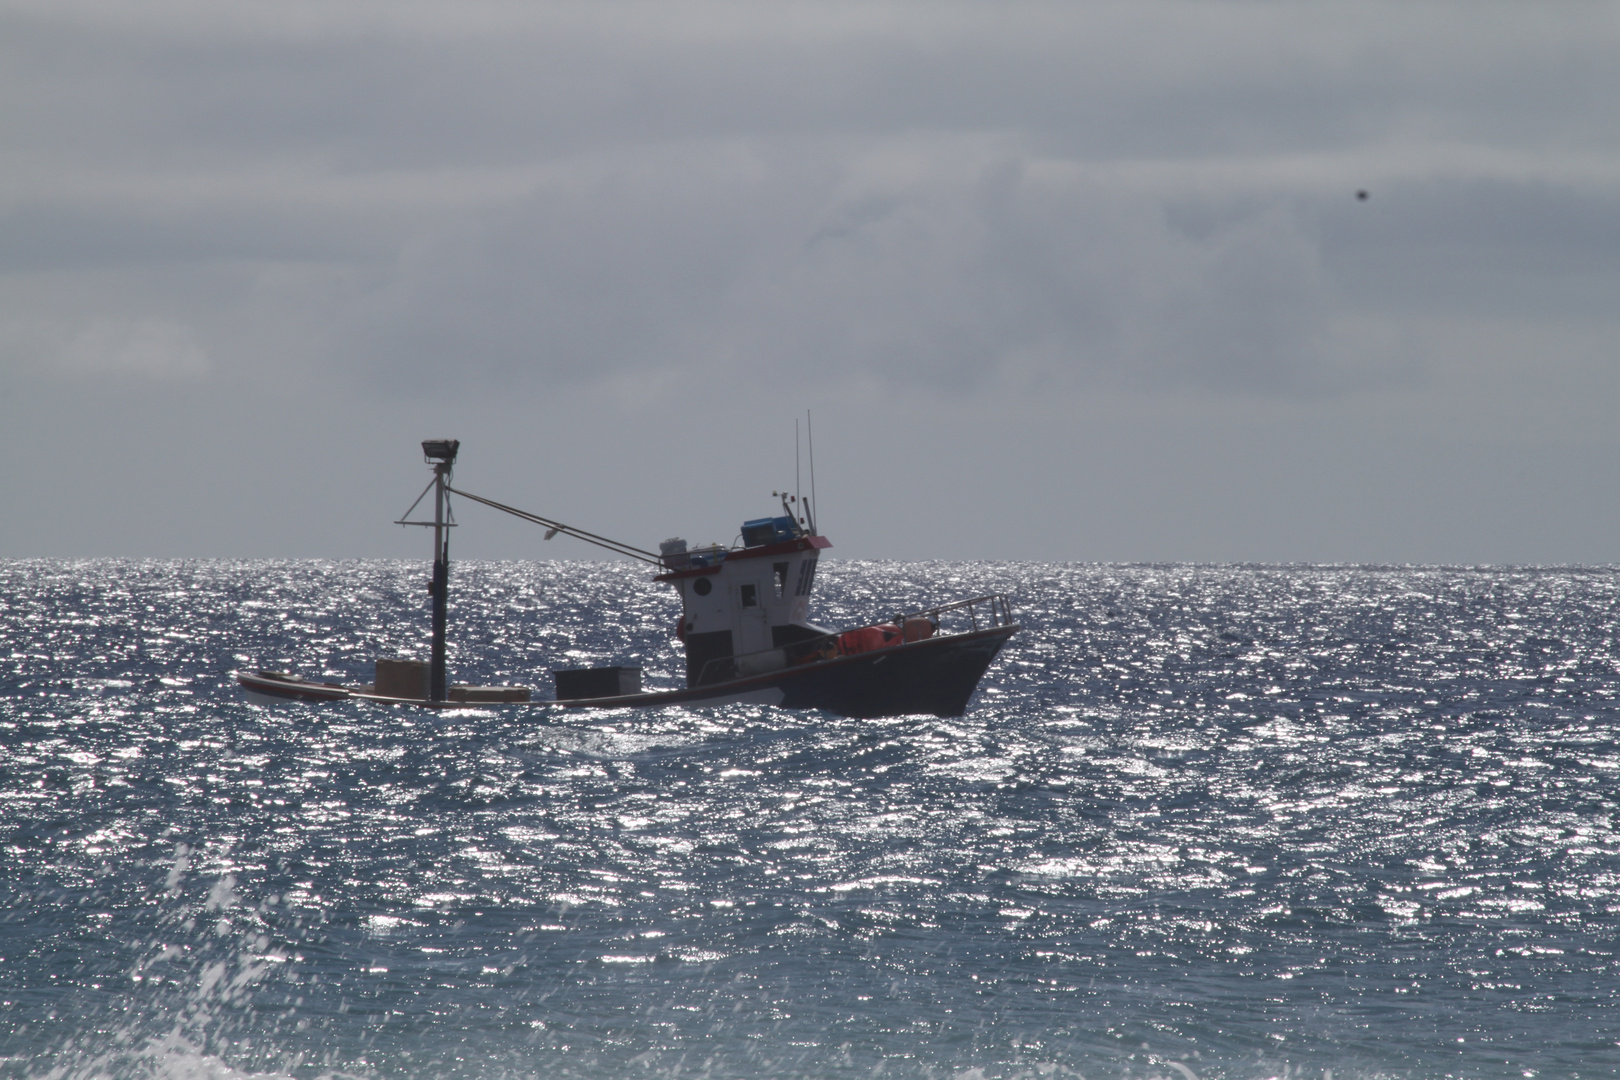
[655, 515, 832, 687]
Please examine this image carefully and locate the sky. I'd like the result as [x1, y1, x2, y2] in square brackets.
[2, 0, 1618, 564]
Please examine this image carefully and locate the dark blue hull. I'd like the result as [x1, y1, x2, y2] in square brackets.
[238, 624, 1016, 719]
[566, 623, 1019, 718]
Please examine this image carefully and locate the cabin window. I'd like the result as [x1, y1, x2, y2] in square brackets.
[795, 559, 816, 596]
[773, 562, 789, 597]
[740, 583, 758, 607]
[693, 577, 712, 596]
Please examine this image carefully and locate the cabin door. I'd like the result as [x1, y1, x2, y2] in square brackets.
[735, 575, 771, 654]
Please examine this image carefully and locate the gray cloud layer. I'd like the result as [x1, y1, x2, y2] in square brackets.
[3, 1, 1618, 560]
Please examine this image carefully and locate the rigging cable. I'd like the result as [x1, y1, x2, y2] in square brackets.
[445, 486, 664, 566]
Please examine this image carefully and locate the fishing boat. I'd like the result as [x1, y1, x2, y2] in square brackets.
[237, 439, 1017, 718]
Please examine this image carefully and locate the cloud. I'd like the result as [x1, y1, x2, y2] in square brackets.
[3, 0, 1620, 559]
[3, 0, 1615, 404]
[55, 317, 211, 379]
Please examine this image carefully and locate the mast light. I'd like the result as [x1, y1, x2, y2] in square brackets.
[422, 439, 460, 465]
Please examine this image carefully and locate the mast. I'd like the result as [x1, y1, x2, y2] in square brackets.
[421, 439, 459, 702]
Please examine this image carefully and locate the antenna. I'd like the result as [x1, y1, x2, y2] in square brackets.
[795, 418, 802, 519]
[806, 409, 817, 535]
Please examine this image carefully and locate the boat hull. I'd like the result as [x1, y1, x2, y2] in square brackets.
[238, 671, 352, 706]
[566, 623, 1018, 718]
[236, 623, 1017, 719]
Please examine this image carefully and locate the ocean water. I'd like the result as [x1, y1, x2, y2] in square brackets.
[3, 559, 1619, 1080]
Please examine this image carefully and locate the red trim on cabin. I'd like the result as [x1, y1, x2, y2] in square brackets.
[727, 535, 832, 561]
[652, 535, 832, 581]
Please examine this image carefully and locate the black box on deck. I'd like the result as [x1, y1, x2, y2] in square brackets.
[554, 666, 641, 700]
[375, 658, 428, 699]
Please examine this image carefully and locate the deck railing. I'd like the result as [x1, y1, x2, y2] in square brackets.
[891, 593, 1016, 635]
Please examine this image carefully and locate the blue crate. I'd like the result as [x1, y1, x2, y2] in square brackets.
[740, 516, 797, 547]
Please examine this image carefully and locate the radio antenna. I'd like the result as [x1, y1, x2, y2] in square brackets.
[795, 417, 803, 524]
[806, 409, 818, 535]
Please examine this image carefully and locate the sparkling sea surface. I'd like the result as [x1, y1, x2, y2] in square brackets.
[3, 559, 1619, 1080]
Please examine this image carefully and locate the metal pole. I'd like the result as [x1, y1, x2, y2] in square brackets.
[806, 409, 817, 535]
[429, 459, 449, 702]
